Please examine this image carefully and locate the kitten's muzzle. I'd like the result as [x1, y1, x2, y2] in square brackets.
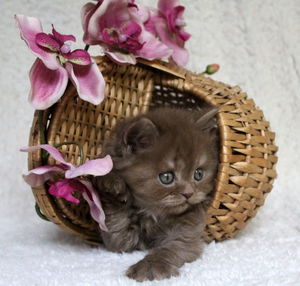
[181, 192, 193, 199]
[181, 184, 195, 200]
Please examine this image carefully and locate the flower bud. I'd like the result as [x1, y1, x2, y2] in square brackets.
[205, 64, 220, 75]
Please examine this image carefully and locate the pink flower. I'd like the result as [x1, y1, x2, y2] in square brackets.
[48, 179, 107, 231]
[145, 0, 191, 66]
[21, 144, 113, 231]
[81, 0, 172, 64]
[48, 179, 84, 204]
[158, 0, 190, 42]
[15, 14, 105, 110]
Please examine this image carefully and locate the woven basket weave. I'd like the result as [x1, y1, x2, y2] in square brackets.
[28, 56, 278, 244]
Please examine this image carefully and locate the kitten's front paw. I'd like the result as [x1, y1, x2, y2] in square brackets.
[126, 257, 179, 282]
[94, 173, 129, 203]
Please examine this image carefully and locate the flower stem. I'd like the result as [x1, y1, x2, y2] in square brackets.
[54, 142, 85, 165]
[84, 44, 90, 51]
[35, 203, 49, 221]
[38, 110, 48, 164]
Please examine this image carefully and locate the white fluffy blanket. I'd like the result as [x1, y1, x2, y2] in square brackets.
[1, 0, 299, 285]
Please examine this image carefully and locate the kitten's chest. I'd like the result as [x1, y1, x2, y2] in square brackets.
[132, 212, 168, 249]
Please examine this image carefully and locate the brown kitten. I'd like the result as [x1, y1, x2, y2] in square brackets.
[92, 107, 219, 282]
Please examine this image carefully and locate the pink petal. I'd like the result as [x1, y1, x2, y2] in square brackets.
[129, 3, 150, 23]
[23, 165, 65, 187]
[166, 5, 184, 34]
[65, 62, 105, 105]
[20, 144, 74, 169]
[155, 20, 189, 66]
[119, 38, 144, 53]
[81, 2, 96, 31]
[65, 155, 113, 179]
[120, 21, 142, 37]
[15, 14, 60, 70]
[167, 6, 190, 42]
[84, 0, 134, 45]
[62, 49, 92, 65]
[99, 0, 132, 29]
[104, 49, 137, 65]
[35, 32, 60, 52]
[48, 179, 84, 204]
[52, 26, 76, 44]
[82, 0, 112, 44]
[128, 0, 138, 9]
[29, 58, 68, 110]
[136, 29, 172, 61]
[82, 0, 147, 47]
[117, 22, 144, 53]
[80, 180, 108, 231]
[81, 2, 97, 44]
[144, 10, 160, 36]
[101, 28, 117, 45]
[178, 29, 191, 42]
[158, 0, 179, 15]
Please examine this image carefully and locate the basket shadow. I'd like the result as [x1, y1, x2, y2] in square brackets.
[43, 226, 104, 249]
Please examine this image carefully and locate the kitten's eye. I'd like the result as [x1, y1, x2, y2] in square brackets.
[159, 172, 175, 185]
[194, 168, 204, 181]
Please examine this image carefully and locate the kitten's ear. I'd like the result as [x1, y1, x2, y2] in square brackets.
[196, 108, 218, 132]
[123, 117, 159, 154]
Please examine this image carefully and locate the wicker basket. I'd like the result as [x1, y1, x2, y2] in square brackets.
[28, 56, 278, 244]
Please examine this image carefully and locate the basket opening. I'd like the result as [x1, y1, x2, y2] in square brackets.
[150, 84, 212, 111]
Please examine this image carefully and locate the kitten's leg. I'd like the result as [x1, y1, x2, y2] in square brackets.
[93, 173, 142, 252]
[93, 172, 129, 202]
[126, 206, 205, 282]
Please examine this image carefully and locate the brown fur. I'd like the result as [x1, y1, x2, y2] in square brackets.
[92, 107, 219, 282]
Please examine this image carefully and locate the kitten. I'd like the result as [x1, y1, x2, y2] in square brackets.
[92, 107, 219, 282]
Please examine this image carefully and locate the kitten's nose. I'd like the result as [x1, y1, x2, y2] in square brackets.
[182, 192, 193, 199]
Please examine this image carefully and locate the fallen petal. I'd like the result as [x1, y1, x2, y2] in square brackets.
[65, 155, 113, 178]
[20, 144, 74, 169]
[15, 14, 60, 70]
[80, 180, 108, 231]
[29, 58, 68, 110]
[65, 62, 105, 105]
[23, 165, 65, 187]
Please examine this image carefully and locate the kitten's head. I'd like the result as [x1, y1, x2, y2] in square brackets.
[105, 107, 219, 217]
